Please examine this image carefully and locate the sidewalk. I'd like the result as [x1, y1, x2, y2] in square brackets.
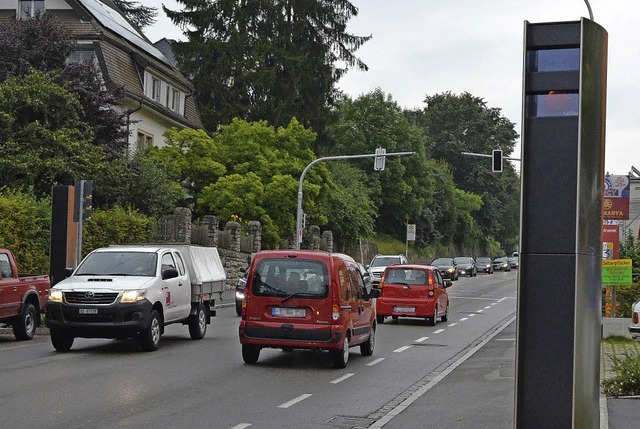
[377, 317, 637, 429]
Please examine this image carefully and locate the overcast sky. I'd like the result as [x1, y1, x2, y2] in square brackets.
[144, 0, 639, 175]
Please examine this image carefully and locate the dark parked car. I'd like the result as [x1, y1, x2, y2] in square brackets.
[476, 257, 493, 274]
[492, 257, 511, 272]
[454, 257, 477, 277]
[508, 256, 519, 269]
[431, 257, 459, 281]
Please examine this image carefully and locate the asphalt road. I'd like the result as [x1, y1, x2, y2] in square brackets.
[0, 269, 517, 429]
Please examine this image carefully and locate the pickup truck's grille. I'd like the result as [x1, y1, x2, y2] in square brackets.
[64, 292, 119, 305]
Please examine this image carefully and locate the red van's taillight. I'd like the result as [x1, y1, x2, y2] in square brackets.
[634, 311, 639, 324]
[332, 280, 340, 321]
[241, 296, 248, 318]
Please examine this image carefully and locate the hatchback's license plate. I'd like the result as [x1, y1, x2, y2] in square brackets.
[394, 306, 415, 313]
[79, 308, 98, 315]
[272, 307, 306, 317]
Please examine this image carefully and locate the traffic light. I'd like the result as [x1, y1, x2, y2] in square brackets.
[73, 180, 93, 221]
[492, 149, 503, 172]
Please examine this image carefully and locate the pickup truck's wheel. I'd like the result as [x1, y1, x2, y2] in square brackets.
[189, 305, 207, 340]
[242, 344, 260, 364]
[50, 329, 74, 352]
[13, 302, 37, 341]
[139, 310, 161, 352]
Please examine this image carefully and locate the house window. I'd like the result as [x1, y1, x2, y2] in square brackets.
[136, 131, 154, 152]
[151, 77, 161, 103]
[19, 0, 45, 19]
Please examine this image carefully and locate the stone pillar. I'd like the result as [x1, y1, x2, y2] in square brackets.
[202, 215, 219, 247]
[225, 221, 241, 252]
[174, 207, 192, 244]
[248, 221, 261, 252]
[309, 225, 321, 250]
[322, 230, 333, 253]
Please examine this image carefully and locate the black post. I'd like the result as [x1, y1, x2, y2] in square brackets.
[50, 185, 72, 286]
[516, 19, 607, 428]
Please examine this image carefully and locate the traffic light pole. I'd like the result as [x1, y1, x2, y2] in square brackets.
[295, 151, 414, 250]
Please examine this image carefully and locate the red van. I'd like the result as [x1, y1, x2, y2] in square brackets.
[375, 264, 451, 326]
[238, 250, 380, 368]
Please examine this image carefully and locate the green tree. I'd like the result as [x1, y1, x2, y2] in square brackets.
[0, 187, 51, 274]
[164, 0, 370, 139]
[410, 92, 521, 251]
[112, 0, 157, 29]
[82, 205, 156, 255]
[0, 70, 109, 198]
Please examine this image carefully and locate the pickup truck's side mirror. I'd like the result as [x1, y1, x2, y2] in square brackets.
[64, 267, 74, 278]
[162, 268, 179, 280]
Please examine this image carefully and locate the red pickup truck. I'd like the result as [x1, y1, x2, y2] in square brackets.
[0, 248, 50, 340]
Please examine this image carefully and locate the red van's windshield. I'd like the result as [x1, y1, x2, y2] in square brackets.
[252, 258, 329, 298]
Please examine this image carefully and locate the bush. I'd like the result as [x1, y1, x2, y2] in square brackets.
[82, 204, 155, 255]
[0, 187, 50, 274]
[603, 349, 640, 396]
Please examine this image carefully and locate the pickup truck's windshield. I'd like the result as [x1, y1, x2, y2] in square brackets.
[75, 252, 158, 277]
[252, 258, 328, 298]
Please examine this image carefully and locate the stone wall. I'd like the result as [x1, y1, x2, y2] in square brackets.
[153, 208, 331, 289]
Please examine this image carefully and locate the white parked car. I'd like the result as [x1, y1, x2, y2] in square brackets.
[629, 302, 640, 340]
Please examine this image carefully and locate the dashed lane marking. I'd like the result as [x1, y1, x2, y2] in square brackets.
[393, 345, 412, 353]
[278, 394, 313, 409]
[330, 373, 355, 384]
[447, 323, 457, 327]
[459, 317, 468, 321]
[230, 424, 252, 429]
[367, 358, 386, 366]
[433, 329, 445, 334]
[469, 314, 476, 317]
[415, 337, 429, 343]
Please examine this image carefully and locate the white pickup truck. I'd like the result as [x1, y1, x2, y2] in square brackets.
[46, 245, 226, 352]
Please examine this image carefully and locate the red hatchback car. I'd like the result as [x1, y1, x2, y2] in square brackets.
[239, 250, 380, 368]
[376, 264, 451, 326]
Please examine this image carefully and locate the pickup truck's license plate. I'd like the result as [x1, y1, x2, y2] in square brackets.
[394, 306, 415, 313]
[79, 308, 98, 315]
[272, 307, 306, 317]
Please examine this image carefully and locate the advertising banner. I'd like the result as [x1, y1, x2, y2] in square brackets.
[603, 175, 630, 219]
[602, 259, 633, 286]
[601, 224, 619, 259]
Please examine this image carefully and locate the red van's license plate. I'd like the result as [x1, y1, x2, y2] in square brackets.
[79, 308, 98, 315]
[272, 307, 306, 317]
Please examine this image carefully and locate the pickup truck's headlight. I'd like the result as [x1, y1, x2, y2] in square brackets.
[121, 290, 146, 303]
[49, 289, 63, 303]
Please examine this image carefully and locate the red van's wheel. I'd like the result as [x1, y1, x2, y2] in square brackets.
[360, 326, 375, 356]
[242, 344, 261, 364]
[332, 336, 349, 368]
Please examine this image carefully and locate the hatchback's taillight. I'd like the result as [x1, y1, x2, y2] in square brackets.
[634, 311, 639, 324]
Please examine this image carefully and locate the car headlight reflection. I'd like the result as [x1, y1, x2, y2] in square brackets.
[121, 290, 146, 303]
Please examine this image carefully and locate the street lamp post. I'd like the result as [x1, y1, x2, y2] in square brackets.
[295, 151, 415, 250]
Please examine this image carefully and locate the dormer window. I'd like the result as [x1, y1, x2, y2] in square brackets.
[19, 0, 45, 19]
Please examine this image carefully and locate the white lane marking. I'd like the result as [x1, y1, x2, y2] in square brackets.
[490, 303, 497, 306]
[497, 297, 508, 302]
[367, 357, 386, 366]
[477, 309, 484, 313]
[278, 394, 313, 409]
[393, 345, 413, 353]
[447, 296, 497, 300]
[369, 315, 516, 429]
[459, 317, 468, 321]
[469, 314, 476, 317]
[330, 373, 355, 384]
[230, 424, 252, 429]
[433, 329, 445, 334]
[415, 337, 429, 343]
[447, 323, 457, 327]
[484, 306, 491, 309]
[496, 338, 516, 341]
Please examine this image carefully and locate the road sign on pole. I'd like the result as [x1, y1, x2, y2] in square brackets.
[374, 147, 387, 171]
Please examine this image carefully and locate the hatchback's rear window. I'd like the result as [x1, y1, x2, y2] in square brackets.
[252, 258, 329, 298]
[385, 268, 430, 285]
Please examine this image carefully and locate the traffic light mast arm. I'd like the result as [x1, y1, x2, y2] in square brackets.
[460, 151, 521, 161]
[295, 151, 415, 250]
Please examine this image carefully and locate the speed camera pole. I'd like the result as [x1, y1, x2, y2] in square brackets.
[516, 19, 607, 429]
